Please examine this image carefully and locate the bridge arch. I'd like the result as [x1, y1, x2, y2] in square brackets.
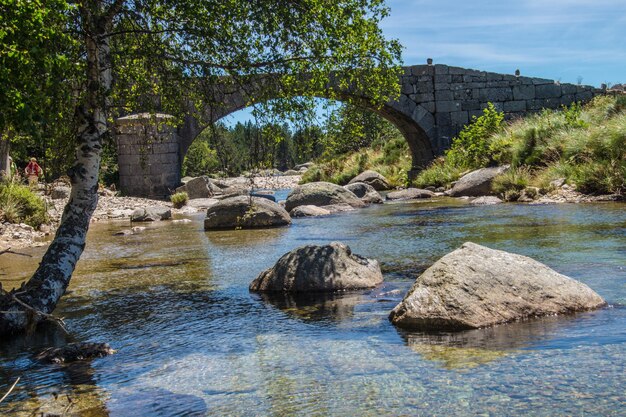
[116, 64, 602, 198]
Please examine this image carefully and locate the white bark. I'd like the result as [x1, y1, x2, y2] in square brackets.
[0, 3, 113, 335]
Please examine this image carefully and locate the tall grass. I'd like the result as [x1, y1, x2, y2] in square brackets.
[301, 135, 411, 186]
[414, 96, 626, 195]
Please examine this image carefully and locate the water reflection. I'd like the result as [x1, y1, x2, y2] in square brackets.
[205, 226, 289, 247]
[397, 315, 580, 369]
[253, 291, 366, 323]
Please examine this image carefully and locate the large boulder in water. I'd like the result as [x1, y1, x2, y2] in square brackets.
[250, 242, 383, 292]
[348, 170, 391, 191]
[204, 195, 290, 230]
[344, 182, 383, 204]
[285, 182, 364, 212]
[386, 188, 435, 201]
[446, 166, 509, 197]
[389, 242, 606, 330]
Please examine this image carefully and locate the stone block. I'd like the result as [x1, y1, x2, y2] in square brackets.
[434, 82, 451, 90]
[529, 98, 561, 110]
[453, 89, 473, 100]
[575, 91, 594, 102]
[420, 101, 436, 113]
[437, 100, 462, 112]
[535, 84, 562, 99]
[503, 100, 527, 112]
[410, 93, 434, 102]
[479, 87, 513, 102]
[418, 75, 433, 82]
[401, 78, 415, 94]
[451, 74, 463, 83]
[435, 112, 452, 127]
[435, 90, 454, 101]
[434, 65, 449, 75]
[486, 73, 503, 81]
[532, 77, 555, 85]
[469, 109, 484, 119]
[560, 95, 577, 106]
[412, 105, 430, 122]
[411, 65, 433, 76]
[513, 84, 535, 100]
[436, 74, 452, 83]
[519, 76, 535, 85]
[486, 81, 514, 88]
[561, 84, 578, 95]
[416, 83, 434, 94]
[461, 100, 481, 111]
[450, 111, 469, 126]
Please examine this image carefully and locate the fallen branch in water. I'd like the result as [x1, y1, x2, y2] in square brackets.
[0, 377, 20, 404]
[0, 288, 68, 334]
[0, 247, 32, 257]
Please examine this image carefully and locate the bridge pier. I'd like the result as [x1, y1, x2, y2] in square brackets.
[115, 114, 181, 199]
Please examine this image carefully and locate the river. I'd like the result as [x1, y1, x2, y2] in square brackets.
[1, 198, 624, 416]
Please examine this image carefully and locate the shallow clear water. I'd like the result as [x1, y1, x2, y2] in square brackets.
[0, 199, 625, 416]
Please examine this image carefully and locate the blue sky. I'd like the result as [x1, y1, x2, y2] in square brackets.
[384, 0, 625, 86]
[226, 0, 625, 126]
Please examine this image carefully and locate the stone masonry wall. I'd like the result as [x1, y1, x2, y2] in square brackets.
[397, 64, 603, 154]
[115, 114, 180, 198]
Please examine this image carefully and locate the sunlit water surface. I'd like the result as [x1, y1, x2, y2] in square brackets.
[0, 198, 625, 416]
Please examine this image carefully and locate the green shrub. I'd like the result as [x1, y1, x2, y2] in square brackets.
[170, 191, 189, 208]
[0, 183, 48, 227]
[446, 102, 505, 169]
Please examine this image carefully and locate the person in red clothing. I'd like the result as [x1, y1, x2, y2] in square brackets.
[24, 157, 43, 189]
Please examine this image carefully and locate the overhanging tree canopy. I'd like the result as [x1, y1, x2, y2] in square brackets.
[0, 0, 402, 335]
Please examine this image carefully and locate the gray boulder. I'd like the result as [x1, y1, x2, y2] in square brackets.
[285, 182, 364, 212]
[204, 196, 290, 230]
[348, 170, 391, 191]
[386, 188, 435, 201]
[344, 182, 383, 204]
[178, 176, 222, 199]
[51, 185, 71, 200]
[446, 166, 509, 197]
[294, 162, 315, 170]
[389, 242, 606, 330]
[283, 169, 301, 176]
[131, 207, 171, 222]
[470, 196, 503, 205]
[250, 242, 383, 292]
[290, 205, 331, 217]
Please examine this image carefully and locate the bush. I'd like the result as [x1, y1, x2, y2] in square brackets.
[445, 102, 504, 169]
[170, 192, 189, 208]
[0, 183, 48, 227]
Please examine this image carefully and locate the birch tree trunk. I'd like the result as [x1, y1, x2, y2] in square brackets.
[0, 3, 112, 335]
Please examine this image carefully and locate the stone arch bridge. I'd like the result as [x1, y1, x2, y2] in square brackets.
[115, 64, 602, 198]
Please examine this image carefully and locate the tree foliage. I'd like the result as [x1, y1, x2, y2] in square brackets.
[0, 0, 402, 334]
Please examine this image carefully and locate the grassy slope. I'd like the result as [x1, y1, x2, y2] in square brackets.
[414, 95, 626, 197]
[301, 135, 411, 187]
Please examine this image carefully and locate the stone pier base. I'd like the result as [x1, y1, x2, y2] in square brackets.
[115, 113, 181, 199]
